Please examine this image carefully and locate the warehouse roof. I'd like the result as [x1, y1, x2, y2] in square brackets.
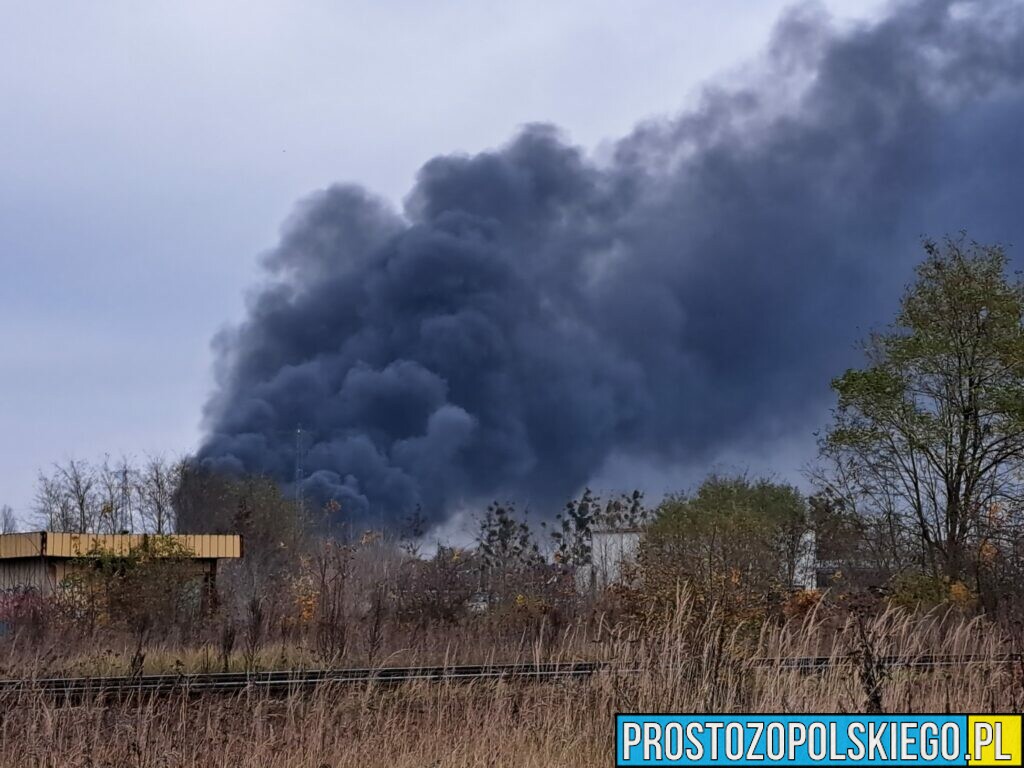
[0, 532, 242, 560]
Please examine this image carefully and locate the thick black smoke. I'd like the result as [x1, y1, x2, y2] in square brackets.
[199, 0, 1024, 526]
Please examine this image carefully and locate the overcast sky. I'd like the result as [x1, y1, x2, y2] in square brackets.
[0, 1, 889, 521]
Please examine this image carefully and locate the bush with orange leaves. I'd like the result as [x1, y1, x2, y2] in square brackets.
[783, 588, 823, 620]
[886, 571, 976, 612]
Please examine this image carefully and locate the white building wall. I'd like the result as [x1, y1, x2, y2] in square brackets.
[793, 529, 818, 591]
[576, 530, 641, 594]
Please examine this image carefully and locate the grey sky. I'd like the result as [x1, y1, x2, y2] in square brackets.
[0, 1, 886, 520]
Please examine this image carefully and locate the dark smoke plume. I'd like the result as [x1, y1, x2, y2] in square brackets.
[199, 0, 1024, 526]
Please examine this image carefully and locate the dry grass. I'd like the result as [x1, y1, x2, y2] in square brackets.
[0, 620, 599, 679]
[2, 600, 1022, 767]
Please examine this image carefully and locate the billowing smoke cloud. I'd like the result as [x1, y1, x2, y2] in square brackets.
[199, 0, 1024, 526]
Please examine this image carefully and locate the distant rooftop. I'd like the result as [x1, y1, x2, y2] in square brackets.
[0, 532, 242, 560]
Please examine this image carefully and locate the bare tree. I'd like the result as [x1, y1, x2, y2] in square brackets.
[31, 455, 192, 535]
[312, 540, 352, 663]
[34, 470, 76, 531]
[0, 505, 17, 534]
[34, 458, 141, 533]
[137, 455, 179, 534]
[242, 597, 265, 672]
[97, 456, 136, 534]
[55, 459, 98, 533]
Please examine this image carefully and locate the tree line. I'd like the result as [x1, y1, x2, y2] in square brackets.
[29, 455, 182, 535]
[8, 234, 1024, 638]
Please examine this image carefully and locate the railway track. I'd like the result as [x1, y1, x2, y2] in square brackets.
[766, 653, 1023, 670]
[0, 662, 605, 699]
[1, 654, 1019, 700]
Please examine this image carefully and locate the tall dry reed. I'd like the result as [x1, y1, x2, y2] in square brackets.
[2, 599, 1020, 767]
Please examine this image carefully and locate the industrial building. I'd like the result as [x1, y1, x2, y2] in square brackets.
[0, 532, 242, 597]
[575, 527, 642, 595]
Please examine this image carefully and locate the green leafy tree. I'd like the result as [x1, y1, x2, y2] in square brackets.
[549, 488, 601, 568]
[477, 501, 540, 573]
[550, 488, 649, 568]
[475, 502, 544, 605]
[821, 236, 1024, 584]
[641, 476, 808, 613]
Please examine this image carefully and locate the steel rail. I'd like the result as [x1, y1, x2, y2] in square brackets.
[756, 653, 1023, 670]
[0, 662, 605, 699]
[1, 654, 1020, 700]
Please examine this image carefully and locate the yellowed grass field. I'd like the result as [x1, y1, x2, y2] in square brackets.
[2, 601, 1020, 767]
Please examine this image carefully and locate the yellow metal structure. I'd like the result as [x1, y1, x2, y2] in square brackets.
[0, 532, 242, 597]
[0, 533, 45, 559]
[0, 533, 242, 560]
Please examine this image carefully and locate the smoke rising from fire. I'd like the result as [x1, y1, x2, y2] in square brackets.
[198, 0, 1024, 525]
